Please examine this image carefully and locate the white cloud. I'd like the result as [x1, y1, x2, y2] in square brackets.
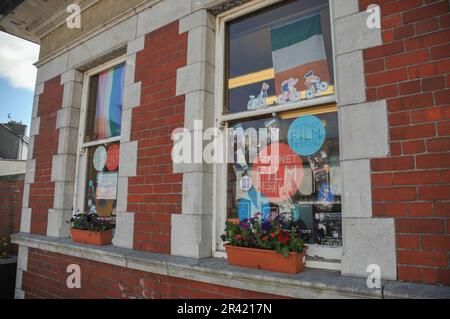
[0, 32, 40, 91]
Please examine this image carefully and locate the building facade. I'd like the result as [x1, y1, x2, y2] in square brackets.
[1, 0, 449, 299]
[0, 122, 28, 161]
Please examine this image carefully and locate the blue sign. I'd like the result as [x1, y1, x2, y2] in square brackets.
[288, 115, 326, 156]
[238, 189, 270, 221]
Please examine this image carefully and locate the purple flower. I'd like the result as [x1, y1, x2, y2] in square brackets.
[240, 219, 250, 230]
[262, 221, 272, 232]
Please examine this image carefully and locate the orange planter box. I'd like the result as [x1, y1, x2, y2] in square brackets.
[225, 245, 307, 274]
[71, 229, 113, 246]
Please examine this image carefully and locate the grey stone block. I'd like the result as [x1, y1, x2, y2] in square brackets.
[17, 246, 28, 271]
[342, 218, 397, 280]
[15, 289, 25, 300]
[32, 95, 39, 119]
[335, 11, 382, 55]
[36, 53, 69, 85]
[171, 214, 213, 258]
[184, 90, 215, 130]
[123, 82, 141, 110]
[339, 101, 389, 160]
[62, 81, 83, 109]
[124, 54, 137, 87]
[182, 172, 213, 215]
[53, 181, 75, 210]
[61, 69, 83, 84]
[24, 160, 36, 184]
[119, 141, 137, 177]
[51, 154, 77, 182]
[336, 50, 366, 106]
[47, 209, 73, 238]
[332, 0, 360, 19]
[56, 107, 80, 129]
[30, 117, 40, 137]
[187, 25, 215, 65]
[116, 177, 129, 213]
[120, 109, 133, 143]
[127, 36, 145, 55]
[341, 159, 372, 218]
[34, 83, 44, 96]
[112, 212, 135, 249]
[176, 62, 215, 95]
[22, 183, 30, 208]
[20, 208, 32, 233]
[27, 137, 34, 161]
[180, 9, 215, 33]
[57, 127, 79, 155]
[15, 269, 23, 289]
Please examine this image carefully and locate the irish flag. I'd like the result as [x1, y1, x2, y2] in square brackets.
[271, 14, 330, 96]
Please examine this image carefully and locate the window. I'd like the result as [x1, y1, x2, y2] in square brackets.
[74, 57, 126, 222]
[214, 0, 341, 263]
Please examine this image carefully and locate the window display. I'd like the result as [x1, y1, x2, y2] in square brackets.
[226, 0, 334, 114]
[224, 0, 340, 248]
[226, 112, 341, 247]
[80, 62, 125, 219]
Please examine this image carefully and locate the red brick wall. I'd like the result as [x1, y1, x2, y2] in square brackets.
[0, 174, 24, 255]
[128, 21, 187, 253]
[360, 0, 450, 285]
[29, 76, 63, 236]
[22, 248, 286, 299]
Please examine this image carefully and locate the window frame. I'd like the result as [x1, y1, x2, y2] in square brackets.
[73, 55, 127, 217]
[212, 0, 342, 270]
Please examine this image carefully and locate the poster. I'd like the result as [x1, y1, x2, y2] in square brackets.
[96, 172, 118, 200]
[288, 115, 326, 156]
[93, 145, 107, 171]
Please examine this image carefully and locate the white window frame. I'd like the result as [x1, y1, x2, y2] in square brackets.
[73, 55, 127, 216]
[212, 0, 342, 270]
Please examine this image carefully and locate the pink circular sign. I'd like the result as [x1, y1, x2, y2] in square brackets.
[252, 143, 304, 203]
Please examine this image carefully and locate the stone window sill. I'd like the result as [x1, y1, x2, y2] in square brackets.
[11, 233, 450, 299]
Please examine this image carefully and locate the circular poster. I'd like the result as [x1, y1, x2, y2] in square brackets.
[93, 145, 107, 171]
[106, 144, 120, 171]
[252, 143, 303, 203]
[288, 115, 326, 156]
[239, 175, 253, 192]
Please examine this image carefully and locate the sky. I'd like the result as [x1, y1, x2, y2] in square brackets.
[0, 31, 40, 136]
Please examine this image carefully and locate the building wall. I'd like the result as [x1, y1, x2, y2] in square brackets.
[39, 0, 146, 59]
[360, 0, 450, 285]
[128, 21, 187, 254]
[13, 0, 450, 300]
[0, 174, 24, 255]
[0, 126, 20, 159]
[22, 248, 285, 299]
[28, 76, 64, 236]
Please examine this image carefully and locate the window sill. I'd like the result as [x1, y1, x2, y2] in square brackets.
[11, 233, 450, 299]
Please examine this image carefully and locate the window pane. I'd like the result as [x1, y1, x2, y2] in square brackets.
[85, 63, 125, 142]
[85, 142, 120, 218]
[226, 0, 334, 114]
[226, 111, 341, 246]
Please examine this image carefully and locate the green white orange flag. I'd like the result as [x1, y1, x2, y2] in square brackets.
[271, 13, 331, 97]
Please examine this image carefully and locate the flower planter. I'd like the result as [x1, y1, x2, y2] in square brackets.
[225, 245, 307, 274]
[71, 229, 113, 246]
